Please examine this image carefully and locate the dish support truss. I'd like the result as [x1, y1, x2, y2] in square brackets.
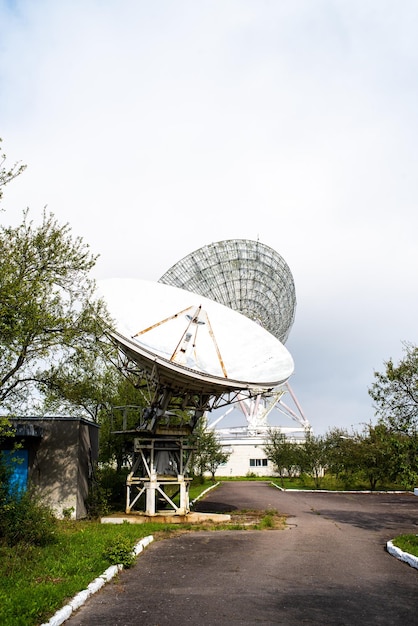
[110, 346, 271, 516]
[209, 382, 310, 433]
[126, 434, 194, 515]
[241, 382, 310, 432]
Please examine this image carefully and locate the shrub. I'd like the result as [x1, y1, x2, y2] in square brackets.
[86, 479, 111, 519]
[0, 489, 57, 547]
[103, 535, 135, 568]
[87, 465, 130, 517]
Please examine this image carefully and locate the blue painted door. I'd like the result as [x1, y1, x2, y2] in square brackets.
[2, 449, 29, 495]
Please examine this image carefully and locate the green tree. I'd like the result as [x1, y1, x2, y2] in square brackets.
[0, 139, 27, 436]
[388, 430, 418, 489]
[0, 417, 15, 441]
[192, 418, 230, 481]
[324, 427, 361, 488]
[97, 377, 149, 470]
[298, 430, 327, 488]
[0, 138, 26, 203]
[325, 423, 417, 490]
[41, 350, 119, 421]
[0, 209, 108, 413]
[355, 423, 396, 490]
[368, 343, 418, 488]
[369, 342, 418, 435]
[263, 429, 300, 486]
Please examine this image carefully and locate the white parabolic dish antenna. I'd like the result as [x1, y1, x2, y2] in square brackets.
[98, 278, 294, 396]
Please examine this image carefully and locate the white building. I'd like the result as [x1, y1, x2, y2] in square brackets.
[207, 381, 310, 478]
[215, 425, 306, 477]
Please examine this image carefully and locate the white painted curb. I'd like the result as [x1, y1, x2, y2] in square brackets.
[386, 540, 418, 570]
[269, 482, 413, 495]
[40, 535, 154, 626]
[190, 481, 220, 506]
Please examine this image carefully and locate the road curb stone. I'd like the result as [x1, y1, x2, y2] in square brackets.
[40, 535, 154, 626]
[386, 540, 418, 570]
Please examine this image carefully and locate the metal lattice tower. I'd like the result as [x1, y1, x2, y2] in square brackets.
[159, 239, 296, 344]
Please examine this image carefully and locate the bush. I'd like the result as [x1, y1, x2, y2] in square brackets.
[0, 489, 57, 547]
[86, 478, 111, 519]
[0, 452, 57, 546]
[88, 465, 130, 517]
[103, 535, 135, 568]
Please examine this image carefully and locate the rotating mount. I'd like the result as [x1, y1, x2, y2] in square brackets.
[97, 278, 294, 516]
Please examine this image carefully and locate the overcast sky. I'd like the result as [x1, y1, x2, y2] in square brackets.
[1, 1, 418, 435]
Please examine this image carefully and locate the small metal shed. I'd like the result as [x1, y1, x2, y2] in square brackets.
[1, 417, 99, 519]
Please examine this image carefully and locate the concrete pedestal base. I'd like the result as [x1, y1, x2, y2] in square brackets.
[101, 511, 231, 524]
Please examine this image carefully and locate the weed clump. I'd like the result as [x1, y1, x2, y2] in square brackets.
[103, 536, 135, 568]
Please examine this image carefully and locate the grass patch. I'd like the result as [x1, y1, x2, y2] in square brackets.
[228, 508, 286, 530]
[216, 475, 273, 481]
[189, 479, 218, 502]
[0, 520, 179, 626]
[213, 474, 408, 491]
[269, 475, 407, 491]
[392, 534, 418, 558]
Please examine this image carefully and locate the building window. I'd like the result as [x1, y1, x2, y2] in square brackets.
[249, 458, 268, 467]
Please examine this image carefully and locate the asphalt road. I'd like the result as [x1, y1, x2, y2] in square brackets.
[67, 482, 418, 625]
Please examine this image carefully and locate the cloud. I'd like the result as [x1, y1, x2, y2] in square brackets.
[1, 0, 418, 433]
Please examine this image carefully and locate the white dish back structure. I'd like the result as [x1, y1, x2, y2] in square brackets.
[98, 278, 294, 396]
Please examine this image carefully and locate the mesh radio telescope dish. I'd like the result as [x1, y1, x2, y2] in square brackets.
[159, 239, 296, 344]
[159, 239, 309, 433]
